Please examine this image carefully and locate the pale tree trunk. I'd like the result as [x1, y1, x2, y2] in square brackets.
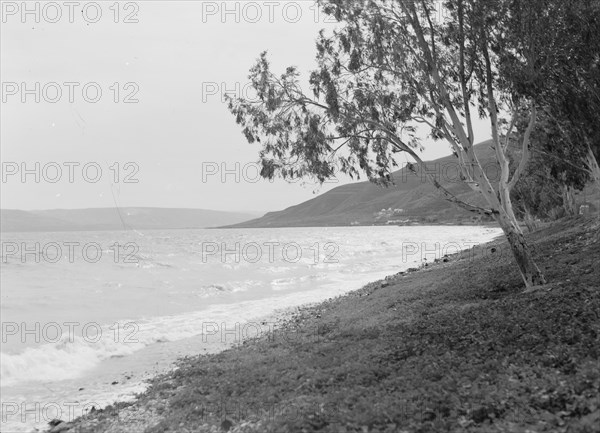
[495, 140, 546, 286]
[401, 129, 546, 287]
[478, 33, 546, 288]
[583, 141, 600, 220]
[562, 184, 576, 216]
[403, 2, 546, 288]
[499, 180, 520, 225]
[494, 210, 547, 287]
[459, 147, 547, 286]
[483, 182, 546, 287]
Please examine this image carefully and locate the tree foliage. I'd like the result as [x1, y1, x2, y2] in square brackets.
[500, 0, 600, 184]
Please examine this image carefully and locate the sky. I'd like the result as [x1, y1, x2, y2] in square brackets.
[1, 0, 491, 213]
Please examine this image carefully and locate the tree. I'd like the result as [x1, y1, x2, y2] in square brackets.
[511, 112, 590, 222]
[499, 0, 600, 187]
[227, 0, 548, 287]
[548, 0, 600, 184]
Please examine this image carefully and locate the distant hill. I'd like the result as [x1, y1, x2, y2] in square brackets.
[227, 141, 500, 228]
[0, 208, 260, 232]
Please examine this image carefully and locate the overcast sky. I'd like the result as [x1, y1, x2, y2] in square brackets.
[1, 1, 491, 213]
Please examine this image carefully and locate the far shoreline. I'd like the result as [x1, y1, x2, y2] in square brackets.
[0, 221, 502, 234]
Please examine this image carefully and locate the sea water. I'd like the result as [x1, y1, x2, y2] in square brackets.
[0, 226, 501, 432]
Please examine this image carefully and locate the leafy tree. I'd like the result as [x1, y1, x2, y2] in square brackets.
[228, 0, 549, 287]
[511, 112, 590, 221]
[499, 0, 600, 186]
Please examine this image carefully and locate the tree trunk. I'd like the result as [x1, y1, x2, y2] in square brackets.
[461, 147, 547, 288]
[495, 212, 546, 287]
[584, 144, 600, 220]
[585, 142, 600, 183]
[562, 184, 576, 216]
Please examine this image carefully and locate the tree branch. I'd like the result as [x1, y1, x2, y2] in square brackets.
[508, 106, 536, 191]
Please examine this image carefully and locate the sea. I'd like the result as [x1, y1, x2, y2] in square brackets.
[0, 226, 502, 432]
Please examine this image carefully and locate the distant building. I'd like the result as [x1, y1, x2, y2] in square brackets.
[579, 204, 590, 215]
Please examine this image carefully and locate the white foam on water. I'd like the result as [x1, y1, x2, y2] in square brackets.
[1, 226, 503, 432]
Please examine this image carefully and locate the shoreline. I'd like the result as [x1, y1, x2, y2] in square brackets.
[40, 217, 599, 432]
[31, 305, 319, 433]
[7, 304, 328, 433]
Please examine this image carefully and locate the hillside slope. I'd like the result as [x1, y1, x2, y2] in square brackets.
[230, 142, 497, 228]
